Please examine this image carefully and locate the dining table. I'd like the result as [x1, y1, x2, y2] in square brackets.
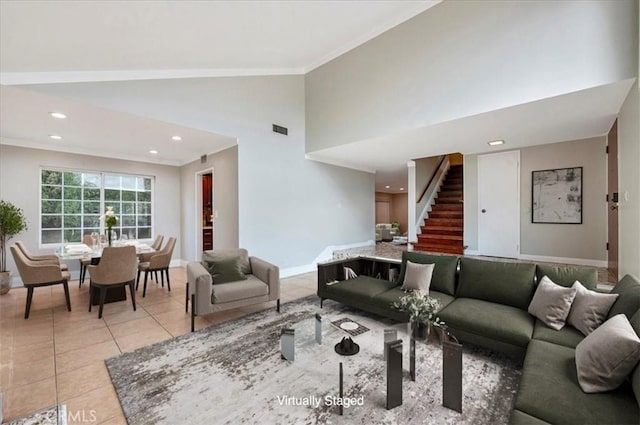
[57, 241, 155, 305]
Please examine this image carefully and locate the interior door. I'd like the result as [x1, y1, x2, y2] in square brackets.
[478, 150, 520, 258]
[375, 201, 390, 223]
[607, 120, 618, 279]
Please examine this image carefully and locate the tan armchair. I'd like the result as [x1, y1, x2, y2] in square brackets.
[137, 237, 176, 297]
[79, 234, 95, 287]
[150, 234, 164, 251]
[14, 241, 68, 272]
[138, 234, 165, 283]
[87, 246, 137, 319]
[10, 245, 71, 319]
[187, 248, 280, 332]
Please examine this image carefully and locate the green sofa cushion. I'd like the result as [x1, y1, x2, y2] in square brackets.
[509, 409, 551, 425]
[608, 274, 640, 319]
[457, 257, 536, 310]
[206, 257, 247, 284]
[324, 275, 397, 300]
[438, 298, 534, 348]
[531, 319, 584, 349]
[397, 252, 458, 296]
[370, 287, 454, 314]
[535, 264, 598, 289]
[514, 339, 639, 425]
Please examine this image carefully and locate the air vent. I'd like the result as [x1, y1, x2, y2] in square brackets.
[272, 124, 288, 136]
[200, 154, 207, 164]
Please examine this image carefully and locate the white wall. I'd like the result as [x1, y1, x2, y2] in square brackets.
[617, 81, 640, 278]
[0, 144, 181, 280]
[306, 0, 638, 151]
[179, 146, 239, 262]
[464, 137, 607, 264]
[25, 75, 375, 273]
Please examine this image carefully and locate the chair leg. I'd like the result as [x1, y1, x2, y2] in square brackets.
[63, 281, 71, 312]
[136, 270, 141, 290]
[89, 284, 93, 312]
[185, 282, 189, 313]
[129, 281, 137, 312]
[161, 270, 164, 287]
[166, 269, 171, 292]
[98, 287, 107, 319]
[154, 270, 158, 283]
[79, 262, 84, 287]
[24, 287, 34, 319]
[143, 271, 149, 297]
[191, 294, 196, 332]
[277, 299, 280, 313]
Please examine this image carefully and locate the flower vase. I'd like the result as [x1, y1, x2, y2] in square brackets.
[107, 228, 112, 247]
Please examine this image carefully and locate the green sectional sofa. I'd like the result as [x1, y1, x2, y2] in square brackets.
[316, 252, 640, 424]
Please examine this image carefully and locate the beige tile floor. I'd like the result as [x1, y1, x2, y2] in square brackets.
[0, 267, 317, 423]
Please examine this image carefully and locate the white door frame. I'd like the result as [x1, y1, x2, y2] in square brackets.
[194, 167, 214, 260]
[477, 150, 520, 258]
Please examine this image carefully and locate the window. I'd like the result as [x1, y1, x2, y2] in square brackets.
[40, 169, 153, 245]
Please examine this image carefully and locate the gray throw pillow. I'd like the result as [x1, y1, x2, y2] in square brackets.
[575, 314, 640, 393]
[528, 275, 577, 330]
[567, 281, 619, 336]
[401, 261, 434, 293]
[206, 257, 247, 284]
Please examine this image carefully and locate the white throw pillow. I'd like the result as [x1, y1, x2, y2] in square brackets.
[575, 314, 640, 393]
[566, 281, 619, 336]
[528, 275, 577, 330]
[401, 261, 434, 293]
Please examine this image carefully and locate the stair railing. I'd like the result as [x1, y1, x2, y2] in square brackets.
[415, 156, 450, 233]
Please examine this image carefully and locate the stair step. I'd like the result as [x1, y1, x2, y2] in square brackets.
[438, 190, 463, 197]
[444, 177, 463, 184]
[431, 203, 463, 211]
[441, 183, 463, 191]
[425, 218, 463, 226]
[428, 211, 464, 218]
[417, 236, 463, 246]
[421, 226, 463, 236]
[413, 244, 464, 255]
[435, 197, 463, 204]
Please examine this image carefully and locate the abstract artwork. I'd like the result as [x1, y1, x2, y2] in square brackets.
[532, 167, 582, 224]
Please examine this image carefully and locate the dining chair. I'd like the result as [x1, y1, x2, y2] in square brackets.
[78, 234, 94, 287]
[14, 241, 68, 272]
[137, 237, 176, 297]
[10, 245, 71, 319]
[87, 246, 137, 319]
[140, 234, 164, 282]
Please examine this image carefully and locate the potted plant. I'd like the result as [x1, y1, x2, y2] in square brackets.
[0, 200, 28, 294]
[392, 290, 445, 341]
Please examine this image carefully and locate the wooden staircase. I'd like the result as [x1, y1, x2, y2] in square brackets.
[414, 164, 464, 255]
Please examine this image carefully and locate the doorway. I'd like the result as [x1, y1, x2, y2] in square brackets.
[195, 168, 214, 258]
[607, 120, 618, 279]
[478, 150, 520, 258]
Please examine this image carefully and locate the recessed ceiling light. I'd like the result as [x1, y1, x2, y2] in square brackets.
[399, 187, 405, 191]
[49, 112, 67, 119]
[385, 185, 391, 189]
[149, 150, 158, 154]
[171, 136, 182, 141]
[488, 140, 505, 146]
[49, 134, 63, 140]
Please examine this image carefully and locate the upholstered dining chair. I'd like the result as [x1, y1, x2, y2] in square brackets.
[78, 234, 94, 287]
[139, 234, 164, 282]
[10, 245, 71, 319]
[137, 236, 176, 297]
[87, 246, 137, 319]
[14, 241, 68, 272]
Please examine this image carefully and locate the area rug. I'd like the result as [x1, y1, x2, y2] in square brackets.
[3, 405, 66, 425]
[105, 296, 521, 424]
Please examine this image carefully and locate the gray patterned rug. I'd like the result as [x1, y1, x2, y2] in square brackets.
[105, 296, 521, 424]
[3, 406, 66, 425]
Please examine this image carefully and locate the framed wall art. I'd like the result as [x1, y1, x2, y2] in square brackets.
[532, 167, 582, 224]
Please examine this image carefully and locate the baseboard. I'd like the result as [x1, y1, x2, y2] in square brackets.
[464, 249, 480, 256]
[517, 254, 607, 268]
[280, 240, 375, 279]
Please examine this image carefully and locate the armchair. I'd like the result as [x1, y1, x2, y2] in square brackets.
[14, 241, 68, 271]
[187, 248, 280, 332]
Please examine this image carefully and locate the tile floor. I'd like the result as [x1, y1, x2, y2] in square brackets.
[0, 268, 317, 424]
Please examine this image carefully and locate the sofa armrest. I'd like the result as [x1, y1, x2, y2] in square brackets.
[187, 261, 213, 314]
[250, 256, 280, 298]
